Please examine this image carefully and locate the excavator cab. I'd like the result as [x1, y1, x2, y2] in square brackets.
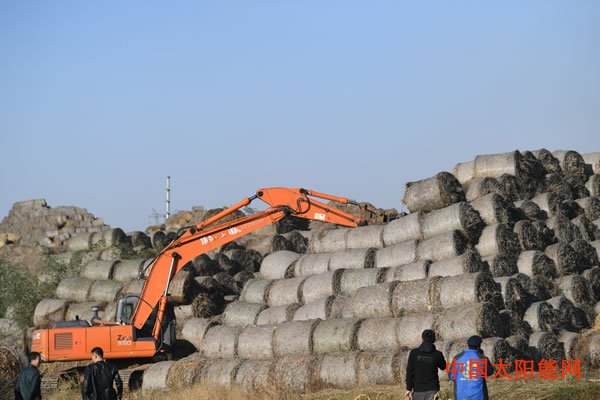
[116, 295, 176, 352]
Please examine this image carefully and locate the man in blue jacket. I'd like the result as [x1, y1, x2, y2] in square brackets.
[448, 336, 494, 400]
[14, 352, 42, 400]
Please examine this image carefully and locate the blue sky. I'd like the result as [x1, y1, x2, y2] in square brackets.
[1, 1, 599, 231]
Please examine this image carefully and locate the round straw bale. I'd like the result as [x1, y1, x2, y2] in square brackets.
[191, 291, 225, 318]
[168, 270, 198, 305]
[67, 232, 92, 251]
[346, 225, 385, 250]
[544, 243, 580, 275]
[233, 270, 254, 284]
[181, 318, 217, 350]
[575, 197, 600, 220]
[0, 346, 23, 397]
[436, 302, 499, 341]
[474, 151, 519, 178]
[454, 160, 476, 184]
[523, 301, 558, 332]
[591, 239, 600, 258]
[470, 193, 517, 226]
[173, 304, 194, 324]
[422, 202, 484, 243]
[317, 352, 358, 389]
[273, 319, 320, 357]
[464, 177, 502, 202]
[375, 240, 418, 269]
[150, 231, 168, 251]
[237, 324, 277, 359]
[351, 282, 397, 319]
[505, 335, 530, 355]
[234, 359, 275, 390]
[191, 254, 221, 277]
[475, 223, 520, 259]
[201, 359, 242, 387]
[212, 272, 239, 296]
[329, 296, 354, 319]
[530, 192, 566, 216]
[122, 279, 144, 296]
[582, 267, 600, 301]
[582, 152, 600, 175]
[515, 200, 547, 221]
[112, 259, 143, 282]
[416, 230, 467, 262]
[284, 230, 309, 254]
[513, 220, 543, 251]
[166, 355, 205, 388]
[273, 356, 320, 393]
[313, 318, 362, 354]
[141, 361, 174, 390]
[498, 309, 530, 338]
[402, 172, 466, 213]
[587, 175, 600, 197]
[33, 299, 69, 328]
[527, 332, 565, 364]
[227, 249, 263, 273]
[556, 275, 595, 308]
[429, 250, 483, 277]
[129, 230, 151, 248]
[553, 150, 586, 176]
[532, 220, 556, 245]
[56, 277, 95, 302]
[222, 302, 266, 326]
[385, 261, 429, 282]
[339, 268, 387, 297]
[558, 330, 581, 360]
[239, 278, 272, 304]
[256, 304, 300, 325]
[547, 296, 588, 332]
[484, 254, 518, 278]
[533, 149, 562, 174]
[267, 277, 306, 307]
[392, 277, 439, 315]
[308, 227, 349, 253]
[396, 313, 435, 348]
[571, 215, 598, 241]
[329, 248, 376, 271]
[439, 272, 501, 309]
[494, 276, 530, 315]
[65, 301, 106, 321]
[301, 270, 343, 304]
[293, 253, 331, 277]
[356, 318, 398, 351]
[293, 296, 335, 321]
[80, 260, 118, 280]
[516, 250, 558, 278]
[571, 239, 599, 268]
[356, 351, 403, 386]
[201, 325, 242, 358]
[88, 280, 122, 303]
[527, 275, 556, 302]
[382, 212, 424, 246]
[576, 332, 600, 367]
[546, 215, 583, 243]
[498, 174, 520, 201]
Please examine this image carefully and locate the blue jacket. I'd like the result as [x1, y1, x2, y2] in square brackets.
[448, 349, 493, 400]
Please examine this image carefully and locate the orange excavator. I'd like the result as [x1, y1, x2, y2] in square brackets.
[31, 188, 364, 364]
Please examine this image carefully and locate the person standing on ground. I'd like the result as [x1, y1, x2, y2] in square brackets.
[405, 329, 447, 400]
[448, 335, 494, 400]
[81, 347, 123, 400]
[14, 351, 42, 400]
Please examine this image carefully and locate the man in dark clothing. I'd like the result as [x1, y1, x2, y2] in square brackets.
[14, 352, 42, 400]
[81, 347, 123, 400]
[405, 329, 446, 400]
[448, 335, 494, 400]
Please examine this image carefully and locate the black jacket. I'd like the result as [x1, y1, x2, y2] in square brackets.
[81, 360, 123, 400]
[14, 364, 42, 400]
[406, 342, 447, 392]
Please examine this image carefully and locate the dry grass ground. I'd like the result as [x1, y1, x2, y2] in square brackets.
[47, 378, 600, 400]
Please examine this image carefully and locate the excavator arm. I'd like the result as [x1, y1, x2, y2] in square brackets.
[132, 187, 364, 336]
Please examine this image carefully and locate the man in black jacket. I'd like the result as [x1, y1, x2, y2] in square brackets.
[81, 347, 123, 400]
[405, 329, 446, 400]
[14, 352, 42, 400]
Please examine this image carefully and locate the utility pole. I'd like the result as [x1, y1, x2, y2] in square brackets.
[166, 176, 171, 222]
